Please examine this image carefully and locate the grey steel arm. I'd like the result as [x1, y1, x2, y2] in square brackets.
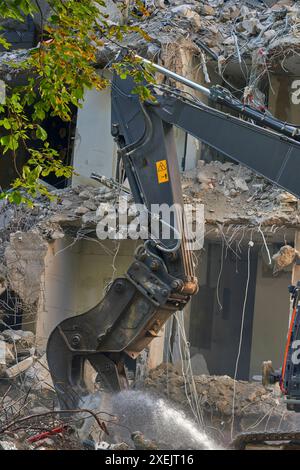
[46, 64, 300, 410]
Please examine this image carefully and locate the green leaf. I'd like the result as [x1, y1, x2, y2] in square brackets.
[10, 191, 22, 204]
[0, 0, 154, 205]
[0, 119, 11, 130]
[0, 36, 11, 50]
[0, 135, 18, 153]
[36, 125, 48, 141]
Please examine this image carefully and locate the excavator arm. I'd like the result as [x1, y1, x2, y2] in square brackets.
[46, 68, 198, 410]
[47, 56, 300, 411]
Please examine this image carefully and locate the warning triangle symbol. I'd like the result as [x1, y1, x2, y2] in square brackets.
[158, 162, 167, 171]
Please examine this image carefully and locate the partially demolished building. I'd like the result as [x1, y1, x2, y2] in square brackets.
[1, 0, 300, 388]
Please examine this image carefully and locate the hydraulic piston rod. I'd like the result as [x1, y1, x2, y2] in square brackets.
[135, 54, 211, 97]
[135, 54, 300, 141]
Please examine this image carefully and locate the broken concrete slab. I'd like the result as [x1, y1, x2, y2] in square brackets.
[4, 231, 48, 305]
[0, 340, 15, 375]
[1, 329, 35, 348]
[272, 244, 300, 272]
[25, 353, 54, 392]
[5, 356, 34, 378]
[182, 159, 300, 228]
[0, 0, 299, 86]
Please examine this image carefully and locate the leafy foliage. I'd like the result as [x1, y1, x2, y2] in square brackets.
[0, 0, 154, 205]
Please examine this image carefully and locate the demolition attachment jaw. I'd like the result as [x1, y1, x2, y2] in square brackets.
[46, 278, 135, 409]
[46, 329, 127, 410]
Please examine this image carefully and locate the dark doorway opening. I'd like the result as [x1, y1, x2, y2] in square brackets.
[0, 108, 77, 191]
[190, 241, 258, 380]
[41, 110, 77, 189]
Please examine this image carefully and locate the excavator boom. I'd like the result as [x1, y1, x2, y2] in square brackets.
[47, 55, 300, 412]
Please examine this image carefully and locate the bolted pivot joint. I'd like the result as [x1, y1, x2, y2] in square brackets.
[150, 259, 160, 271]
[115, 280, 125, 293]
[71, 334, 81, 348]
[171, 279, 184, 292]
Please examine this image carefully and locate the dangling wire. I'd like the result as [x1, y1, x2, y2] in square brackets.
[230, 235, 254, 441]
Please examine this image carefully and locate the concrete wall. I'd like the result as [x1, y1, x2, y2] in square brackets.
[72, 86, 118, 186]
[35, 236, 166, 369]
[249, 255, 290, 378]
[269, 74, 300, 124]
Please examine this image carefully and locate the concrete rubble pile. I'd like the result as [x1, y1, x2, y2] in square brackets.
[44, 182, 136, 233]
[0, 0, 300, 451]
[0, 329, 35, 379]
[140, 0, 300, 56]
[2, 0, 300, 86]
[0, 347, 85, 450]
[272, 244, 300, 271]
[91, 432, 158, 451]
[109, 0, 300, 91]
[140, 363, 296, 442]
[183, 159, 300, 226]
[0, 161, 297, 240]
[151, 0, 300, 55]
[0, 356, 297, 450]
[0, 178, 138, 237]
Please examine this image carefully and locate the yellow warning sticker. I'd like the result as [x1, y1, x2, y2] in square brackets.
[156, 159, 169, 184]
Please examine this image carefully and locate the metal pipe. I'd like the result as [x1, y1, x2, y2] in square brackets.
[135, 55, 211, 98]
[135, 54, 300, 140]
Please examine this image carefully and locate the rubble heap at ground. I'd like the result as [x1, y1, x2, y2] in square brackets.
[140, 363, 297, 443]
[0, 0, 300, 451]
[1, 356, 296, 450]
[0, 329, 35, 379]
